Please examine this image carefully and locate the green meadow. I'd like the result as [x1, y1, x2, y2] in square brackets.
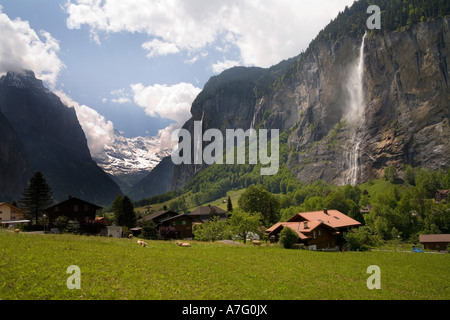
[0, 230, 448, 300]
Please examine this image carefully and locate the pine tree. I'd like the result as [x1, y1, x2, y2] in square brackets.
[112, 195, 137, 229]
[227, 195, 233, 212]
[19, 172, 53, 225]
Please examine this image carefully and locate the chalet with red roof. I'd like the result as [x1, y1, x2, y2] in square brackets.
[266, 209, 361, 250]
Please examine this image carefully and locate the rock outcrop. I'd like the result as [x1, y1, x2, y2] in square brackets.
[169, 17, 449, 191]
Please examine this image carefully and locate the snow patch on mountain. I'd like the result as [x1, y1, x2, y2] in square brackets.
[93, 130, 172, 179]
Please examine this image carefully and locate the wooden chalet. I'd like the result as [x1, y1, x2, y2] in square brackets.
[45, 196, 102, 228]
[160, 205, 229, 239]
[137, 210, 179, 227]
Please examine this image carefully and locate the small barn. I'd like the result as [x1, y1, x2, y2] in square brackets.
[107, 226, 123, 239]
[419, 234, 450, 251]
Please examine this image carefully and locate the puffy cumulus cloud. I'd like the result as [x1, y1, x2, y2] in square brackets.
[55, 90, 116, 157]
[131, 82, 202, 148]
[131, 82, 201, 126]
[142, 39, 180, 58]
[0, 8, 64, 88]
[65, 0, 355, 68]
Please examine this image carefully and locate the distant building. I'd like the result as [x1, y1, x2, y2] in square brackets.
[419, 234, 450, 251]
[435, 190, 449, 203]
[160, 205, 229, 239]
[360, 205, 372, 214]
[137, 210, 179, 227]
[266, 209, 361, 251]
[0, 202, 30, 228]
[188, 205, 228, 223]
[107, 226, 123, 239]
[45, 196, 102, 228]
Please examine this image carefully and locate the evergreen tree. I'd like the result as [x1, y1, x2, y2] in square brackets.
[227, 195, 233, 212]
[19, 172, 53, 225]
[113, 195, 137, 229]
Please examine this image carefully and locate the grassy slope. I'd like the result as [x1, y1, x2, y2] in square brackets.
[135, 188, 247, 214]
[1, 230, 449, 300]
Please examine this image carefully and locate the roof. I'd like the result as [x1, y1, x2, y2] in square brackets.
[160, 214, 194, 224]
[138, 210, 179, 223]
[266, 221, 338, 240]
[46, 197, 102, 211]
[287, 210, 361, 229]
[419, 234, 450, 243]
[0, 202, 26, 213]
[189, 206, 227, 216]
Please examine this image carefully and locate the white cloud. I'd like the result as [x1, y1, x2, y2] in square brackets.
[131, 82, 201, 145]
[55, 90, 116, 157]
[131, 82, 201, 125]
[65, 0, 355, 68]
[0, 8, 64, 88]
[109, 88, 131, 104]
[142, 39, 180, 58]
[211, 59, 241, 74]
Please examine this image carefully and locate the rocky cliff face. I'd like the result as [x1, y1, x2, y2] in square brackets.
[0, 109, 32, 202]
[169, 17, 449, 191]
[0, 71, 122, 205]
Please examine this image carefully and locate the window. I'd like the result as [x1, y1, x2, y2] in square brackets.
[318, 230, 322, 236]
[313, 231, 317, 239]
[74, 205, 79, 212]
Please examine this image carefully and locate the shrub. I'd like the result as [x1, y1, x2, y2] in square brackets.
[279, 227, 299, 249]
[142, 220, 157, 239]
[159, 225, 177, 240]
[344, 226, 377, 251]
[55, 216, 69, 233]
[66, 220, 80, 234]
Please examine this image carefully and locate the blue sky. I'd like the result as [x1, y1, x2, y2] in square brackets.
[0, 0, 355, 154]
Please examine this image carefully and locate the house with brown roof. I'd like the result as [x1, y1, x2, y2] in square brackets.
[188, 205, 228, 223]
[137, 210, 179, 227]
[266, 209, 361, 250]
[159, 205, 229, 239]
[419, 234, 450, 251]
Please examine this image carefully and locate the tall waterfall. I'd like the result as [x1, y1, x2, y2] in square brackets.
[345, 33, 367, 185]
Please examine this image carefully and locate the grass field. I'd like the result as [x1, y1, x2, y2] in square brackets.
[1, 230, 449, 300]
[135, 188, 247, 214]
